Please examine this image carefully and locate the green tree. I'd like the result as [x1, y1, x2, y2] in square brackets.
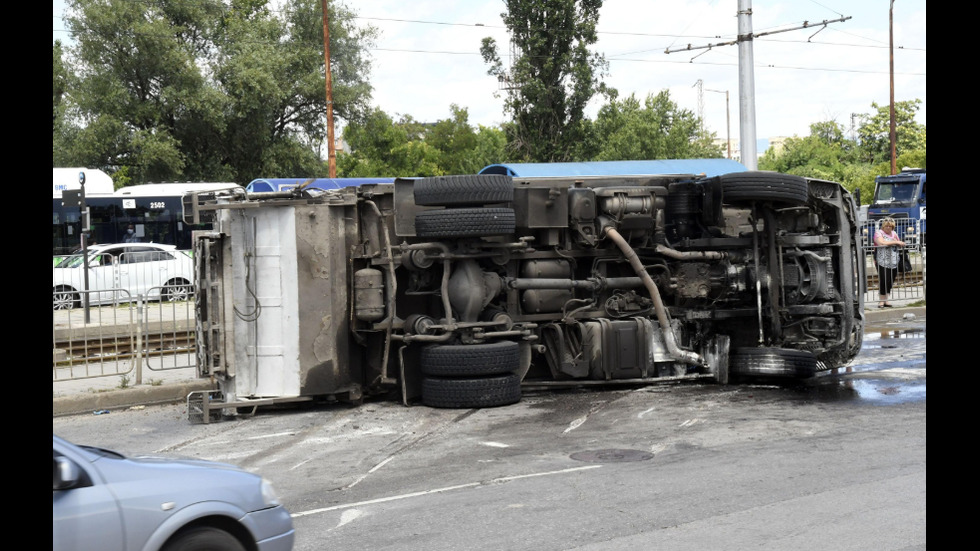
[337, 106, 509, 177]
[55, 0, 377, 185]
[855, 99, 925, 166]
[480, 0, 609, 162]
[588, 91, 721, 161]
[759, 100, 925, 205]
[337, 109, 441, 177]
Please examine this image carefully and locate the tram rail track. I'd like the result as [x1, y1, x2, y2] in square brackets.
[54, 330, 195, 365]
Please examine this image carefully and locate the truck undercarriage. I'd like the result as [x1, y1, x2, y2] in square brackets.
[187, 170, 865, 418]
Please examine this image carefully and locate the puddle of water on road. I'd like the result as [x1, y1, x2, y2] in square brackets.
[797, 328, 926, 405]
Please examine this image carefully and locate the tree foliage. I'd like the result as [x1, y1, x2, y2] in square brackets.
[480, 0, 609, 162]
[54, 0, 377, 185]
[759, 100, 925, 204]
[337, 106, 508, 177]
[588, 91, 721, 161]
[855, 99, 926, 165]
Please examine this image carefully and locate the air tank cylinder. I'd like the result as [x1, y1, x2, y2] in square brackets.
[354, 268, 385, 321]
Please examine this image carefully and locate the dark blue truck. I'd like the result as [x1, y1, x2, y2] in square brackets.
[867, 168, 926, 246]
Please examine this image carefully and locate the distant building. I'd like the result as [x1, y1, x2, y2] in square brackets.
[711, 136, 793, 163]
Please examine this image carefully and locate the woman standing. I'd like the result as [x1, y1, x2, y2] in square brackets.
[874, 217, 906, 308]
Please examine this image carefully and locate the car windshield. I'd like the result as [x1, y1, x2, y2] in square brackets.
[55, 254, 88, 268]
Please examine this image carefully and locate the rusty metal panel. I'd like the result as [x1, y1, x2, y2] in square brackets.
[513, 185, 568, 229]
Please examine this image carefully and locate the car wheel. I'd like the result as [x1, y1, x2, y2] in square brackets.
[163, 279, 193, 302]
[413, 174, 514, 206]
[730, 347, 818, 380]
[716, 171, 809, 206]
[420, 341, 520, 377]
[53, 286, 79, 310]
[162, 527, 246, 551]
[421, 373, 522, 408]
[415, 207, 515, 239]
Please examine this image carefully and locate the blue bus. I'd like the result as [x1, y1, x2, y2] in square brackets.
[53, 182, 240, 258]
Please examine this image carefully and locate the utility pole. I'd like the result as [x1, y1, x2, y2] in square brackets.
[888, 0, 897, 175]
[695, 79, 732, 160]
[706, 88, 731, 159]
[665, 2, 850, 171]
[693, 79, 705, 132]
[736, 0, 757, 169]
[321, 0, 337, 178]
[79, 171, 91, 323]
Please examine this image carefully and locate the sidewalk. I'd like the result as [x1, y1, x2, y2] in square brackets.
[53, 305, 925, 417]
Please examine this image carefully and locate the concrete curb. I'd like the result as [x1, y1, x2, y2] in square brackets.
[865, 305, 925, 324]
[53, 380, 214, 417]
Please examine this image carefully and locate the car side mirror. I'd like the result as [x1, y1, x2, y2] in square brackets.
[53, 456, 81, 490]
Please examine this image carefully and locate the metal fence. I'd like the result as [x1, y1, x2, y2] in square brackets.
[52, 286, 196, 385]
[861, 218, 926, 306]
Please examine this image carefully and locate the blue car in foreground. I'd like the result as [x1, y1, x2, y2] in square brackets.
[53, 434, 294, 551]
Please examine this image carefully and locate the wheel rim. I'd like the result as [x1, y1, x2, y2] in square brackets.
[53, 291, 75, 310]
[164, 282, 190, 302]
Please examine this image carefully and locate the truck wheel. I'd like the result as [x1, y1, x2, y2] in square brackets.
[414, 174, 514, 206]
[730, 347, 817, 380]
[421, 373, 522, 408]
[716, 171, 809, 206]
[421, 341, 520, 377]
[415, 207, 515, 238]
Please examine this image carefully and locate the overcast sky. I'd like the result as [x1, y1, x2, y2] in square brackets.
[54, 1, 926, 145]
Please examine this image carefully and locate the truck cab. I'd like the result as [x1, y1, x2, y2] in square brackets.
[868, 168, 926, 246]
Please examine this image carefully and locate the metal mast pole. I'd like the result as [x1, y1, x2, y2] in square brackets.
[888, 0, 897, 175]
[737, 0, 757, 169]
[706, 88, 731, 159]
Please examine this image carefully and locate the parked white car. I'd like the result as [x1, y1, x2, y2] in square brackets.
[53, 243, 195, 310]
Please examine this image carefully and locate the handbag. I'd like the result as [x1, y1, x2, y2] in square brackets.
[898, 249, 912, 273]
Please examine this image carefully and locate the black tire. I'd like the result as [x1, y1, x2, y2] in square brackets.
[421, 373, 522, 408]
[421, 341, 520, 377]
[162, 527, 246, 551]
[162, 278, 194, 302]
[53, 286, 80, 310]
[415, 207, 515, 239]
[413, 174, 514, 206]
[730, 347, 818, 380]
[717, 171, 809, 206]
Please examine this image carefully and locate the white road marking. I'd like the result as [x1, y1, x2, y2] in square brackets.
[335, 508, 363, 529]
[291, 465, 602, 518]
[563, 416, 587, 433]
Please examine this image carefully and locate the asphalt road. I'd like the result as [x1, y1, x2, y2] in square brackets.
[52, 307, 926, 550]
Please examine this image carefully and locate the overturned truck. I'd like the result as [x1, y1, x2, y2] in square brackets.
[186, 168, 865, 420]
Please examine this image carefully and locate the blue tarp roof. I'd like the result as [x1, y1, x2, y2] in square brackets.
[479, 159, 747, 178]
[246, 177, 395, 193]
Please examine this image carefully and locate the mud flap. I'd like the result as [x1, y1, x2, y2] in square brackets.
[702, 334, 730, 384]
